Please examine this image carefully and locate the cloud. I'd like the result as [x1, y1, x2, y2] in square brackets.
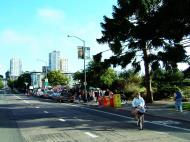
[37, 8, 64, 21]
[0, 29, 36, 45]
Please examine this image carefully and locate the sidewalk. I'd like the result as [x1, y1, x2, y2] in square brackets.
[83, 100, 190, 122]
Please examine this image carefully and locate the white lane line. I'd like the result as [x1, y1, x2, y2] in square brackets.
[15, 95, 30, 104]
[85, 132, 98, 138]
[64, 103, 190, 132]
[15, 96, 22, 99]
[44, 111, 49, 114]
[59, 118, 66, 122]
[23, 100, 29, 104]
[154, 132, 167, 135]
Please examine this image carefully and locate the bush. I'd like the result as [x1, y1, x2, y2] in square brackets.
[124, 84, 145, 100]
[153, 85, 179, 100]
[183, 103, 190, 110]
[181, 86, 190, 102]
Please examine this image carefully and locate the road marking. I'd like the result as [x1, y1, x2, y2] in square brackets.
[85, 132, 98, 138]
[15, 96, 22, 99]
[15, 95, 30, 103]
[154, 132, 167, 135]
[24, 100, 29, 104]
[35, 106, 40, 108]
[44, 111, 49, 113]
[152, 120, 181, 125]
[64, 103, 190, 132]
[59, 118, 66, 122]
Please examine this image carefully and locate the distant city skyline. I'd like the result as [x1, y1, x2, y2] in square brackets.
[8, 50, 69, 76]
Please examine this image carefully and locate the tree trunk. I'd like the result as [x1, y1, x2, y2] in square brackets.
[142, 42, 153, 103]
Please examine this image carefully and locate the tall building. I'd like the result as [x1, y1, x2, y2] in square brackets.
[49, 51, 60, 71]
[10, 58, 22, 79]
[60, 58, 68, 73]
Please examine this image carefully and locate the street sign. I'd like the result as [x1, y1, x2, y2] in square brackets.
[44, 78, 48, 87]
[29, 86, 33, 89]
[77, 46, 90, 59]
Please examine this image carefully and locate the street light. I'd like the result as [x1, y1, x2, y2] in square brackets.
[67, 35, 87, 102]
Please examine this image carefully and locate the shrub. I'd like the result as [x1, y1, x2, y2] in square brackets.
[181, 86, 190, 102]
[153, 85, 179, 100]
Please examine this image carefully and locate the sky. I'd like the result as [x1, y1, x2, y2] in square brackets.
[0, 0, 117, 76]
[0, 0, 189, 77]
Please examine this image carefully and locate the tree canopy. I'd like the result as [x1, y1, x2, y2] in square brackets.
[47, 71, 68, 86]
[97, 0, 190, 103]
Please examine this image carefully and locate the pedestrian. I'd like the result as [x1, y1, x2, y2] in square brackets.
[174, 89, 183, 112]
[104, 89, 109, 96]
[131, 92, 146, 120]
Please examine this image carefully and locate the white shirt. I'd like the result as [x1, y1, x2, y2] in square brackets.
[132, 96, 145, 108]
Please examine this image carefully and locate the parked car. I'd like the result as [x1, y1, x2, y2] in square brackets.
[56, 91, 75, 103]
[43, 90, 54, 99]
[51, 92, 61, 100]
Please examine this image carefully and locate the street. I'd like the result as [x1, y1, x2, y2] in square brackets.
[0, 92, 190, 142]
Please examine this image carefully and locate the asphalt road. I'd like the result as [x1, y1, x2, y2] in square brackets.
[0, 91, 190, 142]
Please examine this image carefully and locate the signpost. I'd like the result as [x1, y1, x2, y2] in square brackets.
[44, 78, 48, 88]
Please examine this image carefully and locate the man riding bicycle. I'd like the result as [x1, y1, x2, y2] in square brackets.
[131, 92, 146, 130]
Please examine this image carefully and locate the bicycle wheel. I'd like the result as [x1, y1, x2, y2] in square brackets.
[139, 114, 144, 130]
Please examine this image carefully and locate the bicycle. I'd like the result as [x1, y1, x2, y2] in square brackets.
[137, 110, 145, 130]
[132, 106, 146, 130]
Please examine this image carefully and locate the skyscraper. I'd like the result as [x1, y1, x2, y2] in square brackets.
[49, 51, 60, 71]
[10, 58, 22, 79]
[60, 58, 68, 73]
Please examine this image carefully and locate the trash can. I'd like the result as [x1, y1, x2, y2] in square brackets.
[113, 94, 121, 108]
[103, 96, 110, 107]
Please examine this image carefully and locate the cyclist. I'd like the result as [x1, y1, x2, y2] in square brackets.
[131, 92, 146, 129]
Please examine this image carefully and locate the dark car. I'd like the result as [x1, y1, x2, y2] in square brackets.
[56, 91, 75, 103]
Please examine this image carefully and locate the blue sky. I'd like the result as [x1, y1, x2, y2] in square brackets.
[0, 0, 117, 76]
[0, 0, 189, 76]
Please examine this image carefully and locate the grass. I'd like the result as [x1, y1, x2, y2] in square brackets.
[183, 103, 190, 111]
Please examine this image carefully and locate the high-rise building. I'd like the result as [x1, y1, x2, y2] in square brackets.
[10, 58, 22, 79]
[49, 51, 60, 71]
[60, 58, 68, 73]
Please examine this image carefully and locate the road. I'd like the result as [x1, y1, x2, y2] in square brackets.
[0, 90, 190, 142]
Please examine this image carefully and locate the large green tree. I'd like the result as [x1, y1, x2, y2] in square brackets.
[16, 73, 31, 92]
[100, 68, 117, 88]
[97, 0, 189, 103]
[47, 71, 68, 86]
